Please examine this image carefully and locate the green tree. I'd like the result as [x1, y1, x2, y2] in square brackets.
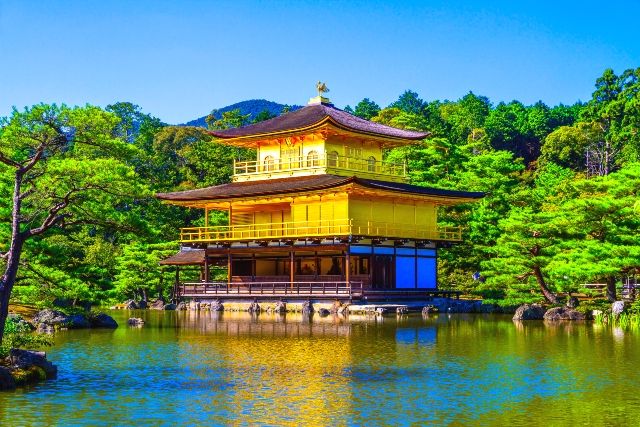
[0, 104, 148, 342]
[548, 164, 640, 301]
[253, 109, 277, 123]
[206, 109, 251, 130]
[353, 98, 381, 120]
[114, 242, 178, 301]
[481, 208, 565, 305]
[391, 90, 425, 114]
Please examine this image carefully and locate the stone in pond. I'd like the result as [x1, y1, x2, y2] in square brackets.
[513, 304, 545, 321]
[91, 313, 118, 328]
[128, 318, 145, 327]
[543, 306, 585, 321]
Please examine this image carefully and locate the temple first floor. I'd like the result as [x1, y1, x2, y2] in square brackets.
[161, 240, 459, 301]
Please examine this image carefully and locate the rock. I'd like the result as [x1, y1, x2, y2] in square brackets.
[210, 300, 224, 312]
[375, 307, 386, 315]
[337, 303, 350, 315]
[566, 296, 580, 308]
[163, 303, 176, 311]
[11, 366, 48, 386]
[36, 323, 55, 334]
[176, 302, 187, 310]
[127, 317, 145, 327]
[123, 300, 139, 310]
[248, 301, 261, 313]
[318, 308, 330, 317]
[330, 300, 342, 314]
[612, 301, 625, 317]
[513, 304, 546, 321]
[0, 367, 16, 390]
[422, 305, 437, 315]
[32, 309, 68, 327]
[64, 314, 91, 329]
[149, 299, 165, 310]
[9, 349, 57, 379]
[200, 303, 210, 310]
[90, 313, 118, 329]
[301, 300, 314, 315]
[544, 306, 586, 321]
[272, 301, 286, 314]
[189, 300, 200, 311]
[137, 300, 148, 309]
[396, 306, 408, 315]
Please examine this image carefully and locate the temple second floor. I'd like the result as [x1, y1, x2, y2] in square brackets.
[157, 175, 483, 244]
[208, 99, 429, 183]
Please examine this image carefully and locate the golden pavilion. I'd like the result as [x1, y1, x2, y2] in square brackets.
[157, 88, 482, 301]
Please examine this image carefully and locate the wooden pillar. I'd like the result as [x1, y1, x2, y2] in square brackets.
[252, 253, 256, 282]
[290, 250, 294, 289]
[345, 250, 351, 285]
[314, 251, 319, 279]
[227, 250, 232, 291]
[205, 207, 209, 228]
[204, 253, 210, 283]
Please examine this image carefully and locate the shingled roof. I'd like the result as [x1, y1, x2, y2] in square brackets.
[159, 249, 205, 265]
[156, 175, 483, 202]
[208, 103, 429, 140]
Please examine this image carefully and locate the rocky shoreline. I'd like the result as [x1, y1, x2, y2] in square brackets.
[0, 349, 57, 391]
[1, 309, 118, 391]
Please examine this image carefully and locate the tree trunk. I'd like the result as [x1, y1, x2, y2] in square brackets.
[533, 265, 558, 304]
[0, 171, 25, 344]
[0, 240, 24, 344]
[606, 276, 617, 302]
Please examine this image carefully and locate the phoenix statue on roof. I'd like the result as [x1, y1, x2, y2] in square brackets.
[316, 81, 330, 96]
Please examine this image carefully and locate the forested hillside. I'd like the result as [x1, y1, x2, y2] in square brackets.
[183, 99, 301, 127]
[1, 67, 639, 308]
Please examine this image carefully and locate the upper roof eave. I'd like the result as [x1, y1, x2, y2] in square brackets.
[207, 104, 429, 143]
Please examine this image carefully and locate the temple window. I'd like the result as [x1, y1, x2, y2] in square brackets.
[327, 151, 339, 167]
[307, 150, 319, 167]
[367, 156, 377, 172]
[263, 155, 275, 171]
[346, 147, 362, 159]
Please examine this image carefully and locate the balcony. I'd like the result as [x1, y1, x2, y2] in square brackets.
[233, 152, 407, 182]
[179, 219, 462, 243]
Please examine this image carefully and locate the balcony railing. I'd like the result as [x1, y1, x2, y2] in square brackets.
[179, 219, 462, 243]
[233, 152, 406, 180]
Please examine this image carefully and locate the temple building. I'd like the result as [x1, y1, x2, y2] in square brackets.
[157, 89, 482, 301]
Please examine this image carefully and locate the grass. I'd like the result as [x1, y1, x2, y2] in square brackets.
[594, 311, 640, 328]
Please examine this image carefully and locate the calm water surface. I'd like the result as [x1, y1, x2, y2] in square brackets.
[1, 311, 639, 426]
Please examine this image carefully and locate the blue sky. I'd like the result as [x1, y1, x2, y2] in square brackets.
[1, 0, 638, 124]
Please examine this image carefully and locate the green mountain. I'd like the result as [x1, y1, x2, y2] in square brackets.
[183, 99, 301, 127]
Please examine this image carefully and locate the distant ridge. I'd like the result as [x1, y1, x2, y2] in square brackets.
[182, 99, 302, 128]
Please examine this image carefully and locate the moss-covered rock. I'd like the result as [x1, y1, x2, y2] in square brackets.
[11, 366, 47, 386]
[0, 367, 16, 390]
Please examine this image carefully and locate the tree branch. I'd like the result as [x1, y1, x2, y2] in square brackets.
[0, 152, 21, 169]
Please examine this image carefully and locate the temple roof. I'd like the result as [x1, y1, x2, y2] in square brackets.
[159, 249, 205, 265]
[156, 175, 483, 202]
[208, 103, 429, 141]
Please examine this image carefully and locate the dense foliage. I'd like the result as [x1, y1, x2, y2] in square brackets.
[1, 67, 638, 309]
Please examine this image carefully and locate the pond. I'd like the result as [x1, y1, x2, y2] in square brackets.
[1, 311, 639, 426]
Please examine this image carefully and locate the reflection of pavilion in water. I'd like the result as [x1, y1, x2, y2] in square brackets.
[175, 311, 358, 425]
[173, 311, 443, 424]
